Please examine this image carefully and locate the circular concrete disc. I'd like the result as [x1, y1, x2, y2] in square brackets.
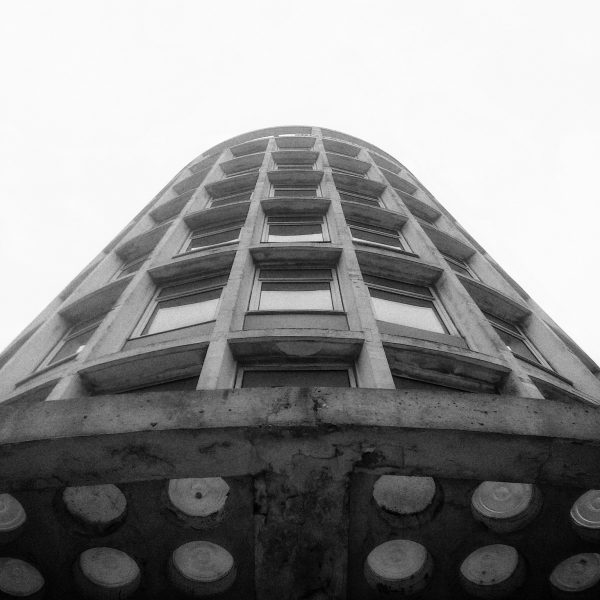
[373, 476, 436, 515]
[472, 482, 533, 519]
[63, 484, 126, 526]
[550, 553, 600, 592]
[571, 490, 600, 529]
[168, 478, 230, 517]
[172, 541, 234, 582]
[366, 539, 428, 581]
[0, 494, 26, 532]
[80, 547, 140, 588]
[460, 544, 519, 586]
[0, 558, 44, 596]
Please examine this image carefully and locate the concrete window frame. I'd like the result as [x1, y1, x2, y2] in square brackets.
[134, 274, 229, 338]
[235, 363, 357, 388]
[261, 215, 329, 244]
[270, 184, 321, 198]
[347, 219, 410, 253]
[181, 222, 244, 254]
[209, 190, 254, 209]
[337, 188, 382, 208]
[114, 253, 150, 280]
[249, 268, 343, 312]
[441, 252, 478, 280]
[365, 275, 458, 337]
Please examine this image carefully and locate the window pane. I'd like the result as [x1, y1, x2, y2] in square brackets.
[351, 227, 402, 248]
[118, 258, 145, 278]
[363, 275, 433, 298]
[393, 375, 461, 391]
[259, 282, 332, 311]
[49, 328, 96, 365]
[188, 228, 240, 251]
[446, 260, 472, 277]
[268, 224, 323, 242]
[493, 327, 540, 363]
[273, 187, 317, 197]
[338, 191, 380, 207]
[371, 294, 446, 333]
[210, 192, 251, 207]
[146, 290, 220, 334]
[260, 269, 332, 281]
[242, 369, 350, 387]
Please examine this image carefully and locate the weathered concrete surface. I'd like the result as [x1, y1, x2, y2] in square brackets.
[1, 388, 600, 490]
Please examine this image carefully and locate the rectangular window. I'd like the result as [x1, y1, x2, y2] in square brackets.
[442, 253, 476, 279]
[251, 269, 341, 312]
[365, 274, 452, 334]
[141, 275, 228, 336]
[271, 185, 319, 198]
[116, 254, 149, 279]
[485, 313, 544, 365]
[209, 190, 253, 208]
[331, 167, 365, 178]
[239, 367, 354, 387]
[338, 189, 381, 207]
[46, 316, 104, 367]
[348, 220, 406, 251]
[225, 167, 260, 178]
[185, 222, 243, 253]
[263, 215, 327, 243]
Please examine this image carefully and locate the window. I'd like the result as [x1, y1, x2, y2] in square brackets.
[337, 188, 381, 208]
[348, 220, 407, 252]
[331, 167, 365, 178]
[184, 222, 243, 253]
[225, 166, 260, 178]
[392, 374, 466, 392]
[441, 253, 476, 279]
[209, 190, 253, 208]
[238, 366, 355, 387]
[45, 316, 104, 367]
[116, 254, 149, 279]
[365, 275, 453, 335]
[271, 185, 319, 198]
[263, 215, 327, 243]
[141, 275, 228, 336]
[250, 269, 342, 312]
[485, 313, 545, 365]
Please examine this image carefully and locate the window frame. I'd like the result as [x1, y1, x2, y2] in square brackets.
[337, 188, 382, 208]
[114, 253, 149, 280]
[42, 316, 104, 369]
[485, 312, 549, 367]
[331, 167, 366, 178]
[441, 252, 477, 279]
[135, 275, 228, 338]
[182, 222, 244, 254]
[365, 275, 458, 336]
[235, 363, 357, 388]
[224, 167, 260, 178]
[347, 219, 409, 253]
[270, 184, 321, 198]
[261, 215, 329, 244]
[209, 189, 253, 208]
[249, 268, 343, 312]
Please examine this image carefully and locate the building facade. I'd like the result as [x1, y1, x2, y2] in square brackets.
[0, 126, 600, 598]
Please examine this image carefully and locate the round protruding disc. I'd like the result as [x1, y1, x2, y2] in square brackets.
[0, 494, 26, 533]
[169, 541, 236, 596]
[571, 491, 600, 541]
[550, 553, 600, 593]
[364, 539, 433, 594]
[168, 478, 230, 517]
[0, 558, 44, 597]
[63, 484, 127, 530]
[471, 482, 540, 532]
[79, 547, 140, 591]
[460, 545, 524, 598]
[373, 476, 436, 515]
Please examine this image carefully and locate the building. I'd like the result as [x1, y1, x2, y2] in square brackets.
[0, 126, 600, 599]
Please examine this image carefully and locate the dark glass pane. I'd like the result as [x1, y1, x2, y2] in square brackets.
[268, 216, 322, 223]
[188, 228, 240, 250]
[210, 192, 252, 207]
[49, 328, 96, 365]
[393, 375, 461, 392]
[338, 192, 380, 207]
[260, 282, 332, 311]
[493, 327, 541, 363]
[119, 257, 146, 277]
[119, 377, 199, 393]
[485, 313, 521, 335]
[157, 275, 229, 300]
[260, 269, 332, 280]
[273, 187, 317, 197]
[363, 275, 432, 298]
[446, 260, 472, 277]
[351, 227, 402, 248]
[242, 369, 350, 387]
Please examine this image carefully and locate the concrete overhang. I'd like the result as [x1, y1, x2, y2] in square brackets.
[249, 244, 343, 268]
[421, 224, 475, 260]
[370, 152, 401, 174]
[382, 170, 419, 195]
[205, 172, 258, 198]
[356, 248, 443, 286]
[322, 138, 360, 157]
[267, 170, 324, 186]
[333, 173, 386, 196]
[271, 150, 319, 165]
[220, 153, 265, 175]
[230, 138, 269, 156]
[149, 190, 194, 224]
[188, 154, 218, 174]
[396, 190, 441, 222]
[275, 136, 315, 150]
[341, 202, 408, 230]
[458, 275, 531, 323]
[184, 202, 250, 231]
[148, 248, 236, 283]
[172, 167, 211, 195]
[116, 221, 172, 261]
[59, 277, 130, 323]
[1, 388, 600, 489]
[260, 197, 330, 215]
[326, 153, 371, 175]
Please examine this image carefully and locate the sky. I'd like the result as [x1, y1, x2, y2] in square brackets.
[0, 1, 599, 364]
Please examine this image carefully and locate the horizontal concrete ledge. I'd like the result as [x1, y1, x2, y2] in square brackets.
[1, 388, 599, 489]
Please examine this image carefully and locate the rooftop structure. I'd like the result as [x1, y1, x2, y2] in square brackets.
[1, 126, 599, 599]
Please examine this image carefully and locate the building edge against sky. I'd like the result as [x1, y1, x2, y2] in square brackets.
[0, 126, 599, 599]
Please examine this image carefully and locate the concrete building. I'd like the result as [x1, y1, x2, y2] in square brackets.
[1, 126, 600, 599]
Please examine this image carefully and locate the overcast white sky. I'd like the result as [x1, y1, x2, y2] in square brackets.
[1, 1, 599, 364]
